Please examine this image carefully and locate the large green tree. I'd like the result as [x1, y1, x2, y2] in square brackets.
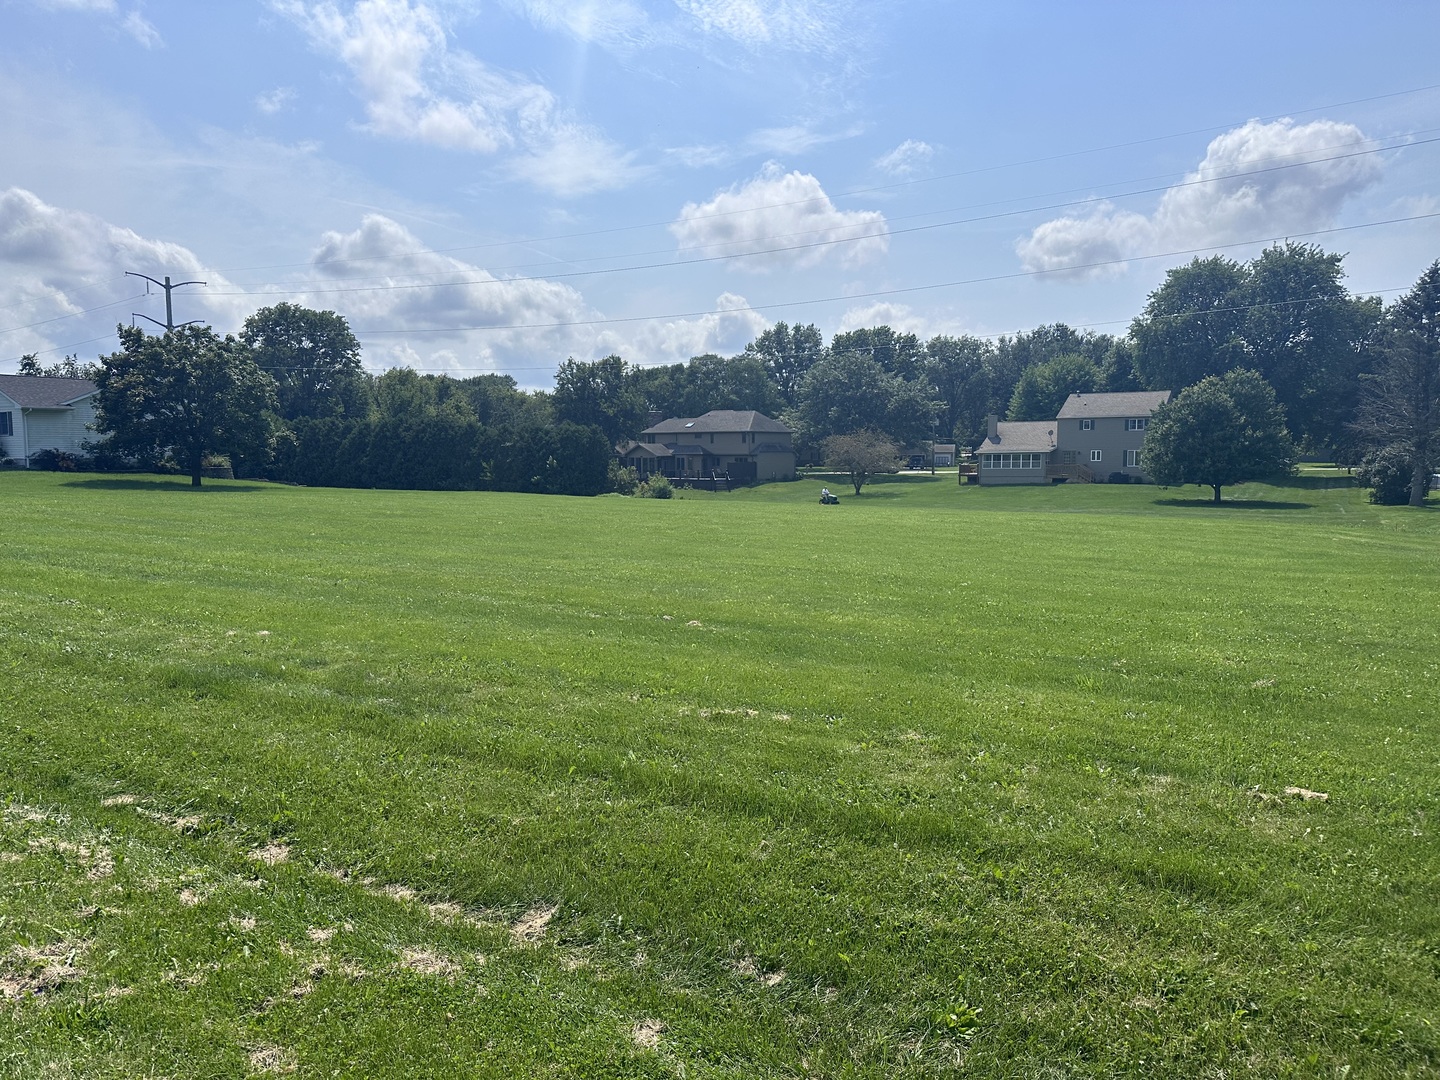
[1353, 260, 1440, 506]
[1142, 368, 1294, 504]
[239, 303, 366, 421]
[923, 335, 994, 444]
[789, 351, 936, 459]
[742, 321, 825, 406]
[828, 326, 924, 382]
[552, 355, 648, 446]
[1007, 353, 1100, 421]
[95, 325, 277, 486]
[1130, 256, 1250, 392]
[1131, 246, 1382, 455]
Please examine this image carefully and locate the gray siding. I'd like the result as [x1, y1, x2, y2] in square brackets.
[1057, 417, 1149, 480]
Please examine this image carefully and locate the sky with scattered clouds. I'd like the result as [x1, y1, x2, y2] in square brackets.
[3, 0, 1439, 383]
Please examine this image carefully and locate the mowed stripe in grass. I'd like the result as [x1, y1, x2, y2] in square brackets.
[1, 471, 1437, 1077]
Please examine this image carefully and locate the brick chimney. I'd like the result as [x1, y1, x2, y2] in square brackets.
[986, 413, 998, 441]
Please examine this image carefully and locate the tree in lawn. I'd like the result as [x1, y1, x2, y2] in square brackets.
[823, 430, 900, 495]
[239, 303, 367, 422]
[95, 325, 277, 487]
[789, 351, 936, 462]
[1142, 368, 1294, 504]
[1353, 260, 1440, 506]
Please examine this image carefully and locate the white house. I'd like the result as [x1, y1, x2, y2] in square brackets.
[0, 375, 101, 467]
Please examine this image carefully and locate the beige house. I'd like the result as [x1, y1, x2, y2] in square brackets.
[0, 375, 100, 467]
[977, 390, 1171, 484]
[618, 410, 796, 482]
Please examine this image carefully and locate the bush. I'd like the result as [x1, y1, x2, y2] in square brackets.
[29, 448, 87, 472]
[637, 474, 673, 499]
[607, 462, 639, 495]
[1356, 446, 1415, 505]
[1107, 471, 1132, 484]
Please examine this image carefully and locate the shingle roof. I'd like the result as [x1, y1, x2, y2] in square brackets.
[750, 442, 791, 454]
[643, 409, 790, 435]
[978, 421, 1056, 454]
[0, 375, 98, 408]
[619, 441, 672, 458]
[1057, 391, 1170, 419]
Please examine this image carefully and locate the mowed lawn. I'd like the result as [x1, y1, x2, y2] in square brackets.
[0, 470, 1436, 1078]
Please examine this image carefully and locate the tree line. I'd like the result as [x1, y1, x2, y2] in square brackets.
[19, 242, 1439, 502]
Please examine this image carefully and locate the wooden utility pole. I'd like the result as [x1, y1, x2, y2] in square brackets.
[126, 272, 207, 332]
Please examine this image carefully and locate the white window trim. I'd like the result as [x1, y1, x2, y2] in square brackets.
[1090, 449, 1103, 463]
[1080, 419, 1093, 430]
[1126, 449, 1141, 467]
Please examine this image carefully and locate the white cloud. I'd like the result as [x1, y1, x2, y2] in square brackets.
[121, 11, 161, 47]
[624, 291, 769, 362]
[273, 0, 637, 194]
[256, 87, 296, 115]
[673, 0, 856, 55]
[874, 139, 932, 177]
[670, 162, 888, 271]
[1017, 118, 1385, 280]
[835, 300, 973, 341]
[0, 188, 248, 364]
[27, 0, 163, 46]
[502, 0, 650, 46]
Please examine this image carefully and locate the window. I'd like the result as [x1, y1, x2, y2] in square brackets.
[1126, 418, 1147, 431]
[0, 411, 10, 437]
[1090, 450, 1103, 463]
[1060, 450, 1077, 465]
[1126, 450, 1141, 468]
[983, 453, 1043, 469]
[1080, 419, 1093, 430]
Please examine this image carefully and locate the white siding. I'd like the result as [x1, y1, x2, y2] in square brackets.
[6, 396, 99, 463]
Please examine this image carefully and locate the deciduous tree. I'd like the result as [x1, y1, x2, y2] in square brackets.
[1353, 260, 1440, 506]
[822, 430, 900, 495]
[95, 325, 277, 486]
[1142, 368, 1294, 504]
[239, 303, 366, 421]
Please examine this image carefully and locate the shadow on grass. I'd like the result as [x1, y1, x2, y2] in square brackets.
[1152, 497, 1313, 510]
[62, 477, 269, 493]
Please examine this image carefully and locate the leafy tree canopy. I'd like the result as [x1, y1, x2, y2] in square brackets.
[742, 321, 824, 406]
[789, 351, 937, 457]
[17, 353, 101, 380]
[552, 355, 649, 446]
[1353, 259, 1440, 506]
[239, 303, 365, 422]
[822, 430, 900, 495]
[95, 325, 277, 486]
[1007, 353, 1100, 421]
[1141, 368, 1294, 504]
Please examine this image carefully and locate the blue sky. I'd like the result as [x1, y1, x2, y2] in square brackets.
[2, 0, 1439, 385]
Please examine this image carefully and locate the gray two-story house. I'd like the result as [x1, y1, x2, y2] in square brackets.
[977, 390, 1171, 484]
[617, 410, 796, 482]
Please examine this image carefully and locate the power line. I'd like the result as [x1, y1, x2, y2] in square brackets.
[201, 137, 1437, 302]
[197, 81, 1440, 278]
[348, 211, 1440, 338]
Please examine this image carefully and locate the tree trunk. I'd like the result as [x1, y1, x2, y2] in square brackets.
[191, 470, 203, 487]
[1211, 484, 1222, 504]
[1410, 462, 1428, 507]
[851, 471, 865, 496]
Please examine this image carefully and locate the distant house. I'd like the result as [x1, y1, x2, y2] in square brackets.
[0, 375, 100, 467]
[617, 410, 796, 482]
[977, 390, 1171, 484]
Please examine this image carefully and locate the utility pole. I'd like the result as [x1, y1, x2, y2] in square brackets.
[126, 272, 207, 332]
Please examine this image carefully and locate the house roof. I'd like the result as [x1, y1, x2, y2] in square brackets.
[643, 409, 791, 436]
[1057, 391, 1170, 419]
[978, 421, 1056, 454]
[619, 441, 672, 458]
[666, 443, 708, 455]
[0, 375, 98, 408]
[751, 442, 792, 454]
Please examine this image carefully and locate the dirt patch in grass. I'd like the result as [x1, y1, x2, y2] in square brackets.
[398, 947, 461, 979]
[100, 794, 142, 807]
[1, 943, 84, 1000]
[631, 1018, 665, 1049]
[733, 956, 785, 986]
[27, 837, 114, 880]
[247, 1044, 296, 1075]
[511, 904, 558, 944]
[249, 843, 290, 866]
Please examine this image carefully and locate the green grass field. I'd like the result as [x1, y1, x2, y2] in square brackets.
[1, 469, 1437, 1078]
